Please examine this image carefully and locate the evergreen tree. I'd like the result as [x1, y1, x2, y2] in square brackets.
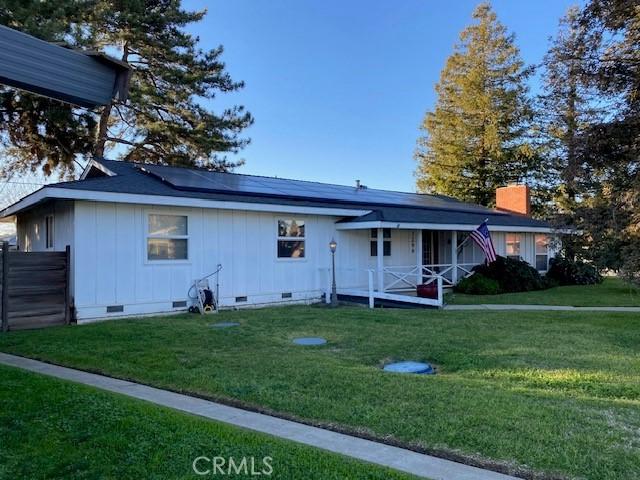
[0, 0, 253, 178]
[573, 0, 640, 281]
[538, 8, 598, 257]
[415, 3, 537, 206]
[539, 8, 592, 213]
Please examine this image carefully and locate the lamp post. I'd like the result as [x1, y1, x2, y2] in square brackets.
[329, 238, 338, 307]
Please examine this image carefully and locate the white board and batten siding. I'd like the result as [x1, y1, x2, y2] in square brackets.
[72, 201, 339, 320]
[15, 199, 558, 321]
[332, 229, 417, 289]
[16, 200, 74, 252]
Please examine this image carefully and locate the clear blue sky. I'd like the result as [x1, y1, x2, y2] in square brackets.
[184, 0, 580, 192]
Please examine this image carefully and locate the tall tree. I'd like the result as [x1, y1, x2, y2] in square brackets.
[539, 8, 593, 213]
[538, 8, 598, 257]
[0, 0, 253, 178]
[415, 3, 537, 207]
[574, 0, 640, 281]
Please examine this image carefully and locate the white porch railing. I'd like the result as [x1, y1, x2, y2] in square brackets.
[382, 263, 477, 291]
[368, 269, 443, 308]
[318, 262, 478, 309]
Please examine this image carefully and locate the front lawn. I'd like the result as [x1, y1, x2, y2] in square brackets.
[446, 277, 640, 306]
[1, 307, 639, 479]
[0, 364, 416, 479]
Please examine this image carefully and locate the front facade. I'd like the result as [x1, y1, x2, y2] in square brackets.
[4, 159, 558, 321]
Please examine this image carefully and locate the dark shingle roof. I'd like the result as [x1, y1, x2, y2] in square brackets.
[35, 159, 551, 228]
[339, 207, 549, 228]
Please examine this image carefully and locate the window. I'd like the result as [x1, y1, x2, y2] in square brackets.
[370, 228, 391, 256]
[45, 214, 54, 249]
[147, 214, 188, 260]
[535, 235, 550, 271]
[277, 219, 305, 258]
[505, 233, 521, 260]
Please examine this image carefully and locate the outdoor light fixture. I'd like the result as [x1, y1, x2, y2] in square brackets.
[329, 238, 338, 306]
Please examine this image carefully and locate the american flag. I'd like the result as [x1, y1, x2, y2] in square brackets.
[469, 221, 497, 263]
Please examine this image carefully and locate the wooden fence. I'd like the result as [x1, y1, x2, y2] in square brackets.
[0, 242, 71, 331]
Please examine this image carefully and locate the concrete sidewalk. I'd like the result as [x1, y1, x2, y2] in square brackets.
[0, 352, 519, 480]
[444, 304, 640, 312]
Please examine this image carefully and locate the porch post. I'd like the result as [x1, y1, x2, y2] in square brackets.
[451, 230, 458, 284]
[415, 229, 422, 286]
[368, 269, 375, 309]
[377, 227, 384, 291]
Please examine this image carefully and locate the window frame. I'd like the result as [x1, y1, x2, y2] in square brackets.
[535, 234, 550, 272]
[505, 233, 521, 260]
[276, 218, 306, 261]
[145, 212, 190, 264]
[370, 228, 391, 257]
[44, 214, 54, 250]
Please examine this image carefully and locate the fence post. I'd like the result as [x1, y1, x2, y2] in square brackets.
[368, 269, 375, 309]
[325, 268, 331, 304]
[64, 245, 71, 325]
[1, 241, 8, 332]
[437, 276, 443, 307]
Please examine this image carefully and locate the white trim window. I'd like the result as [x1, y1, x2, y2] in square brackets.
[370, 228, 391, 256]
[505, 233, 521, 260]
[277, 219, 305, 258]
[535, 234, 550, 271]
[147, 214, 188, 261]
[45, 214, 54, 250]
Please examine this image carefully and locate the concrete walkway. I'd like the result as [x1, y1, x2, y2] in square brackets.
[0, 352, 519, 480]
[445, 304, 640, 312]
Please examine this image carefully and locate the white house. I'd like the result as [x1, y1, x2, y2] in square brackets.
[1, 159, 558, 321]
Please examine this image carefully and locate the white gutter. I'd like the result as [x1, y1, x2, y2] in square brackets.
[0, 187, 371, 218]
[335, 220, 561, 234]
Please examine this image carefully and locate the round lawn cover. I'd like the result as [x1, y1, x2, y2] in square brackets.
[292, 337, 327, 346]
[383, 361, 435, 374]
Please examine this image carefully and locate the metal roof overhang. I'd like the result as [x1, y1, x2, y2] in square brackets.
[0, 25, 131, 108]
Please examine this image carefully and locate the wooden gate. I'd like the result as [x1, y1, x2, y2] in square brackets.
[0, 242, 71, 331]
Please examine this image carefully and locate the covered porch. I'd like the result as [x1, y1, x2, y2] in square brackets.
[326, 225, 486, 308]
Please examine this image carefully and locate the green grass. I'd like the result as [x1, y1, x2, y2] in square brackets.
[0, 364, 417, 480]
[446, 277, 640, 306]
[1, 307, 640, 479]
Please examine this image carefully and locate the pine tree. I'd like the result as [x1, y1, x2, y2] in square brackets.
[573, 0, 640, 281]
[0, 0, 253, 177]
[540, 8, 593, 213]
[415, 3, 537, 207]
[538, 8, 598, 258]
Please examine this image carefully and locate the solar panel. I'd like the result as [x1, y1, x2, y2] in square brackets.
[138, 164, 492, 213]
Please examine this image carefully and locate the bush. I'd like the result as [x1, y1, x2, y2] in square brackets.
[454, 273, 501, 295]
[472, 255, 551, 293]
[547, 256, 602, 285]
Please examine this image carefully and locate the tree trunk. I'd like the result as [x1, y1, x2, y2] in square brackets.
[94, 42, 130, 158]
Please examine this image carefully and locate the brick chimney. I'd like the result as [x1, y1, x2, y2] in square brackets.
[495, 185, 531, 216]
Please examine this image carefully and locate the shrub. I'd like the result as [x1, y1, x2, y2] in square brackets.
[472, 255, 551, 293]
[547, 256, 602, 285]
[454, 273, 501, 295]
